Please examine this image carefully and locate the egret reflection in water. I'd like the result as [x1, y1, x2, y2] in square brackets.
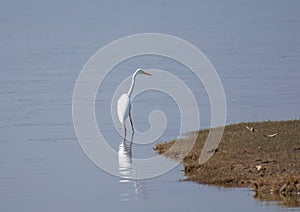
[118, 140, 146, 200]
[118, 141, 133, 181]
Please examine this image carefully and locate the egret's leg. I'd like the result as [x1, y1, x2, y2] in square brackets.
[129, 109, 134, 133]
[129, 109, 134, 142]
[123, 123, 127, 139]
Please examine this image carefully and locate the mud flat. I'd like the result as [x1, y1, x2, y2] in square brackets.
[155, 120, 300, 207]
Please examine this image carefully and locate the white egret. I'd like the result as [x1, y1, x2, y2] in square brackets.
[117, 69, 151, 138]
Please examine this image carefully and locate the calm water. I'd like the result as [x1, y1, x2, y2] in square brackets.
[1, 0, 300, 211]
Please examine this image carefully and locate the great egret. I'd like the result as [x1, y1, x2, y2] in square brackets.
[117, 69, 151, 138]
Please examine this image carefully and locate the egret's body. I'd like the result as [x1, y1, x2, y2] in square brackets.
[117, 94, 130, 124]
[117, 69, 151, 138]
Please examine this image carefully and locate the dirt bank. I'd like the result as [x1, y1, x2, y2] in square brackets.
[155, 120, 300, 207]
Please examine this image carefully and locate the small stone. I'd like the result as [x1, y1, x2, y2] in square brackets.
[256, 165, 262, 171]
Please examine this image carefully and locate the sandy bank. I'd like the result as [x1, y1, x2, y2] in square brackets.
[155, 120, 300, 207]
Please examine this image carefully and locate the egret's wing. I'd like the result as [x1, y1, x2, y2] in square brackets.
[117, 94, 130, 123]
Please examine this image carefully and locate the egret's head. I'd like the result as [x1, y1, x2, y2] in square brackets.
[136, 69, 152, 76]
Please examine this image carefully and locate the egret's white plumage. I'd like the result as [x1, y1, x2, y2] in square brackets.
[117, 93, 130, 124]
[117, 69, 151, 138]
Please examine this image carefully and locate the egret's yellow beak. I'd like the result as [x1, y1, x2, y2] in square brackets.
[142, 71, 152, 76]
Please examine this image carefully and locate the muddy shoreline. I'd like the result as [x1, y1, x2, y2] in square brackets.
[155, 120, 300, 207]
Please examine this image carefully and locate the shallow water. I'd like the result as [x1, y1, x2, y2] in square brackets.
[1, 0, 300, 211]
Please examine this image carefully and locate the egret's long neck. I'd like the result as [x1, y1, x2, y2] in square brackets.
[127, 73, 137, 97]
